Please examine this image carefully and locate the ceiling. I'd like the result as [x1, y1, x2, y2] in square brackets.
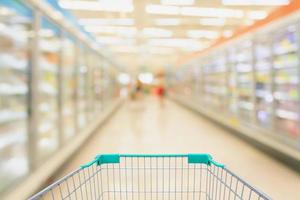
[59, 0, 290, 72]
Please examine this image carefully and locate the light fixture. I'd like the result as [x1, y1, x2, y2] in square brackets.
[247, 11, 268, 20]
[96, 36, 136, 45]
[148, 38, 203, 51]
[143, 28, 173, 38]
[146, 4, 180, 15]
[138, 73, 154, 84]
[118, 73, 131, 85]
[181, 7, 244, 18]
[155, 18, 181, 26]
[187, 30, 220, 39]
[222, 0, 289, 6]
[84, 26, 137, 37]
[79, 18, 134, 26]
[148, 47, 175, 55]
[146, 4, 244, 18]
[111, 46, 138, 53]
[199, 18, 226, 26]
[161, 0, 194, 5]
[59, 0, 134, 12]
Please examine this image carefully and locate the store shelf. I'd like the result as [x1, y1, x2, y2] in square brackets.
[0, 1, 31, 195]
[202, 53, 227, 110]
[273, 27, 300, 137]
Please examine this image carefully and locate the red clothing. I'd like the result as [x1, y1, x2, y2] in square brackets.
[157, 86, 165, 96]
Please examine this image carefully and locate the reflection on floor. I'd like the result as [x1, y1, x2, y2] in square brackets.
[56, 97, 300, 200]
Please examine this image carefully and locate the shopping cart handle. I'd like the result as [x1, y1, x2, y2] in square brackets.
[188, 154, 225, 168]
[81, 154, 225, 169]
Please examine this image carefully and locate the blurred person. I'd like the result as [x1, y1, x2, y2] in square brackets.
[156, 82, 166, 107]
[130, 78, 144, 101]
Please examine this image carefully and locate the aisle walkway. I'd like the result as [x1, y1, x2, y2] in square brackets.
[56, 97, 300, 199]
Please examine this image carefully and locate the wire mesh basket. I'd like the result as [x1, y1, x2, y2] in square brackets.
[29, 154, 271, 200]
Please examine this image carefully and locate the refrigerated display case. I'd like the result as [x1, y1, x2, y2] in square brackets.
[273, 25, 300, 139]
[0, 1, 121, 198]
[234, 40, 255, 121]
[0, 0, 31, 192]
[254, 35, 273, 127]
[203, 52, 227, 110]
[77, 46, 88, 129]
[37, 17, 60, 161]
[87, 51, 96, 121]
[228, 47, 238, 115]
[61, 35, 76, 141]
[92, 55, 103, 113]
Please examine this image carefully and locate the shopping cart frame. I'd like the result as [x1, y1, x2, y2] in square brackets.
[29, 154, 272, 200]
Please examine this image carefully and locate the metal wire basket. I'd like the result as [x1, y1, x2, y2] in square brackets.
[29, 154, 271, 200]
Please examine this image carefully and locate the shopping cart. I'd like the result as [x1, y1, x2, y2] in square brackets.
[29, 154, 271, 200]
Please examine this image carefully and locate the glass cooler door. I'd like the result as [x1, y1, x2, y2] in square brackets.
[37, 18, 60, 161]
[0, 1, 31, 192]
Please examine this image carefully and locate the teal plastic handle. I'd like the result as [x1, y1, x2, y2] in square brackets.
[81, 154, 225, 169]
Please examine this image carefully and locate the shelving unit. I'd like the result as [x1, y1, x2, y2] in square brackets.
[203, 52, 227, 110]
[234, 40, 255, 121]
[273, 26, 300, 139]
[87, 51, 96, 121]
[37, 18, 60, 161]
[0, 1, 121, 196]
[93, 56, 103, 112]
[61, 36, 76, 142]
[77, 46, 88, 129]
[227, 47, 238, 115]
[0, 2, 31, 193]
[254, 35, 273, 127]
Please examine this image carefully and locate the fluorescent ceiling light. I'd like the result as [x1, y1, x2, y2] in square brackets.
[59, 0, 134, 12]
[79, 18, 134, 26]
[143, 28, 173, 38]
[146, 4, 244, 18]
[199, 18, 226, 26]
[181, 7, 244, 18]
[148, 38, 203, 51]
[84, 26, 137, 36]
[112, 46, 138, 53]
[247, 11, 268, 20]
[118, 73, 131, 85]
[155, 18, 181, 26]
[187, 30, 220, 39]
[161, 0, 194, 5]
[222, 0, 289, 6]
[96, 36, 135, 45]
[138, 73, 154, 84]
[148, 47, 175, 55]
[146, 4, 180, 15]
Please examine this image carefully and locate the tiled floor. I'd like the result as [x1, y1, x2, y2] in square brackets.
[56, 97, 300, 199]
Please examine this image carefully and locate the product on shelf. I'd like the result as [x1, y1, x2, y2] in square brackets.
[36, 18, 60, 161]
[0, 2, 31, 193]
[61, 36, 76, 141]
[77, 47, 89, 129]
[254, 36, 272, 126]
[233, 41, 254, 121]
[203, 53, 227, 110]
[273, 27, 300, 138]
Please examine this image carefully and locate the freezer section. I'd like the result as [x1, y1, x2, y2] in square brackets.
[61, 36, 76, 142]
[37, 18, 60, 161]
[169, 15, 300, 161]
[0, 1, 31, 192]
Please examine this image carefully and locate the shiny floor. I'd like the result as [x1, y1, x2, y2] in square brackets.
[56, 97, 300, 200]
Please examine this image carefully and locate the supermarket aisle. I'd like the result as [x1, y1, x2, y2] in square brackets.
[56, 97, 300, 200]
